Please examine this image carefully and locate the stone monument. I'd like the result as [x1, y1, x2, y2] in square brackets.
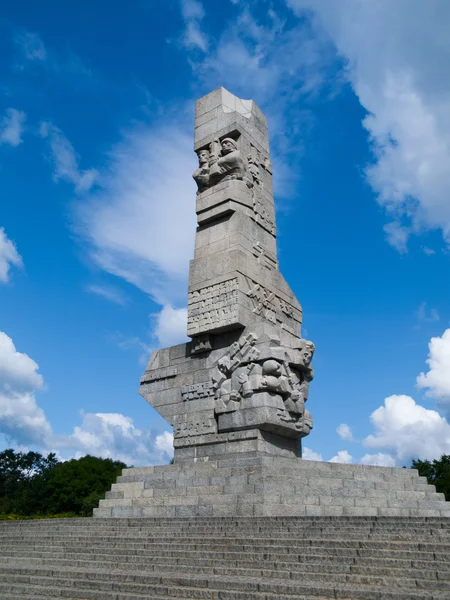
[140, 87, 315, 464]
[96, 89, 450, 518]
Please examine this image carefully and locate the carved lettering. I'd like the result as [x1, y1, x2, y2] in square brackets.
[173, 414, 217, 438]
[188, 278, 239, 335]
[140, 366, 177, 384]
[181, 381, 215, 401]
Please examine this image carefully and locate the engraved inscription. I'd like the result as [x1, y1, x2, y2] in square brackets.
[140, 366, 177, 384]
[181, 381, 215, 401]
[174, 414, 217, 438]
[188, 278, 239, 335]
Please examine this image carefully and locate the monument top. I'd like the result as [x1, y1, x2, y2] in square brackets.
[140, 88, 315, 463]
[194, 87, 269, 152]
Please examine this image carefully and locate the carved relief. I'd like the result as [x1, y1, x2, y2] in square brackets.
[245, 278, 302, 335]
[211, 331, 315, 434]
[192, 148, 211, 193]
[187, 278, 239, 335]
[252, 242, 278, 270]
[193, 137, 247, 193]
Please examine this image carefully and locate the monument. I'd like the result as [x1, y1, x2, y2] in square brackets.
[96, 89, 450, 518]
[140, 87, 315, 464]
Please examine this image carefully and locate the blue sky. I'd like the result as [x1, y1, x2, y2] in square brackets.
[1, 0, 450, 466]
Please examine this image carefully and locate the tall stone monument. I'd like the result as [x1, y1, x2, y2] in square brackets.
[96, 89, 450, 518]
[140, 87, 315, 463]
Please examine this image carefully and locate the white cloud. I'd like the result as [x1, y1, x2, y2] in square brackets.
[0, 109, 26, 147]
[329, 450, 353, 464]
[39, 121, 97, 193]
[14, 31, 47, 61]
[364, 394, 450, 462]
[86, 283, 128, 306]
[153, 305, 188, 348]
[76, 122, 196, 305]
[0, 331, 50, 446]
[154, 431, 174, 460]
[0, 227, 23, 283]
[287, 0, 450, 251]
[180, 0, 208, 52]
[336, 423, 353, 442]
[417, 329, 450, 406]
[360, 452, 396, 467]
[0, 331, 173, 465]
[63, 412, 154, 466]
[302, 447, 323, 461]
[0, 391, 52, 446]
[0, 331, 43, 393]
[383, 222, 409, 254]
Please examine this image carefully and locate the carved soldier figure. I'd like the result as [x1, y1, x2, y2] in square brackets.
[192, 147, 211, 193]
[209, 137, 246, 184]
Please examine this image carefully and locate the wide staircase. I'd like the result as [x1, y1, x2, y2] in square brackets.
[0, 516, 449, 599]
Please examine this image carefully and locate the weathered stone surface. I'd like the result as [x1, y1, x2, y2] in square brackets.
[138, 88, 315, 461]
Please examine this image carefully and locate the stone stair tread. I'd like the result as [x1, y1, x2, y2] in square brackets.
[0, 564, 447, 599]
[2, 516, 450, 599]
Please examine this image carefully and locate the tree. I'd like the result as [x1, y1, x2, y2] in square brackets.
[412, 455, 450, 501]
[0, 450, 127, 517]
[0, 449, 59, 514]
[46, 455, 126, 515]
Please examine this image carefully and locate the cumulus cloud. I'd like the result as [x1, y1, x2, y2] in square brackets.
[76, 122, 196, 305]
[417, 329, 450, 406]
[0, 332, 43, 393]
[302, 447, 323, 461]
[287, 0, 450, 251]
[0, 331, 173, 465]
[0, 228, 23, 283]
[0, 109, 26, 147]
[154, 431, 174, 460]
[329, 450, 353, 464]
[364, 394, 450, 463]
[0, 331, 50, 446]
[336, 423, 353, 442]
[39, 121, 97, 193]
[153, 305, 188, 348]
[180, 0, 208, 52]
[62, 412, 154, 466]
[360, 453, 396, 467]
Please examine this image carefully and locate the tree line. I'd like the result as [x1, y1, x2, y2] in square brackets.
[0, 449, 126, 518]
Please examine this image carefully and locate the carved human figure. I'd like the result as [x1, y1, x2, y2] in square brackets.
[247, 155, 261, 186]
[209, 137, 246, 184]
[192, 147, 211, 193]
[296, 340, 315, 369]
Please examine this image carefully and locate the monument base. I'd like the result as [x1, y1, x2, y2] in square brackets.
[174, 429, 302, 462]
[95, 455, 450, 518]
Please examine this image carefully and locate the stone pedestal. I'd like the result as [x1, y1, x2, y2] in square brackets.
[96, 88, 450, 520]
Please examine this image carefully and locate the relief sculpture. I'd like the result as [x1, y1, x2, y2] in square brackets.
[211, 332, 315, 438]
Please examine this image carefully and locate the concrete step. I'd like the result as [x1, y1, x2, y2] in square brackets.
[0, 566, 449, 599]
[1, 550, 447, 582]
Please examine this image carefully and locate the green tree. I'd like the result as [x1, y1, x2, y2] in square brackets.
[46, 455, 126, 515]
[412, 454, 450, 501]
[0, 449, 59, 515]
